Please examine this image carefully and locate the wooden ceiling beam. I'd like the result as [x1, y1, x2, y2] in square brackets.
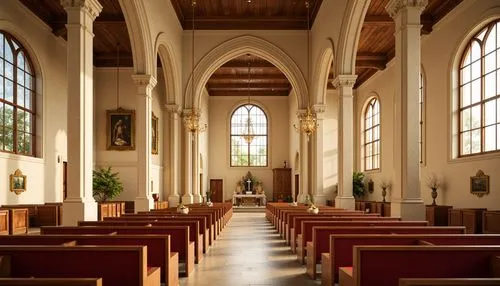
[363, 14, 434, 34]
[208, 85, 290, 92]
[209, 74, 288, 81]
[182, 18, 307, 30]
[356, 59, 386, 70]
[208, 90, 290, 97]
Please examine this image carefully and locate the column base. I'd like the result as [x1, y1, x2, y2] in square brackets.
[391, 199, 425, 220]
[182, 194, 194, 204]
[334, 195, 355, 210]
[192, 194, 203, 203]
[62, 198, 97, 226]
[135, 196, 153, 213]
[312, 194, 327, 206]
[168, 194, 180, 207]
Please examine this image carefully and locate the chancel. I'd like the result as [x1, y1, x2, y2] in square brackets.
[0, 0, 499, 285]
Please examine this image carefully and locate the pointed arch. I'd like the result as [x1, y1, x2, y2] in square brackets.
[336, 0, 371, 76]
[118, 0, 154, 75]
[184, 35, 308, 110]
[155, 32, 181, 105]
[312, 44, 334, 105]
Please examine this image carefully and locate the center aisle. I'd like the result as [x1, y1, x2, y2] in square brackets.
[180, 212, 321, 286]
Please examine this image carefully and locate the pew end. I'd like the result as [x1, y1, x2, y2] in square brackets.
[0, 278, 104, 286]
[399, 278, 500, 285]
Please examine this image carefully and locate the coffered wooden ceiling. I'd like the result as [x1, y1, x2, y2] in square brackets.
[19, 0, 463, 95]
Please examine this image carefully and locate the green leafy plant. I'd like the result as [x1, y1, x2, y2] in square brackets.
[92, 167, 123, 202]
[352, 171, 365, 198]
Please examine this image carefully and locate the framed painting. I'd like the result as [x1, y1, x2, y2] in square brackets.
[107, 108, 135, 151]
[10, 169, 26, 195]
[470, 169, 489, 197]
[152, 112, 158, 154]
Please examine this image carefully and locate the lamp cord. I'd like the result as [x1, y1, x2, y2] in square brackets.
[116, 42, 120, 109]
[306, 0, 310, 108]
[191, 0, 196, 109]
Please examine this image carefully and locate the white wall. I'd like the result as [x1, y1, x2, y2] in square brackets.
[323, 89, 339, 201]
[94, 68, 165, 201]
[356, 0, 500, 208]
[0, 0, 68, 204]
[209, 96, 290, 201]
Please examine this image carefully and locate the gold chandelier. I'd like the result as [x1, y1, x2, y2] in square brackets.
[184, 0, 207, 134]
[241, 54, 255, 144]
[294, 0, 318, 138]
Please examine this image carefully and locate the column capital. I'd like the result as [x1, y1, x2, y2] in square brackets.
[312, 104, 327, 114]
[385, 0, 428, 19]
[132, 74, 157, 89]
[331, 74, 358, 89]
[164, 104, 181, 114]
[60, 0, 103, 20]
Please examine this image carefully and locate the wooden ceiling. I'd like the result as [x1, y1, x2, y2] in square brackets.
[19, 0, 463, 94]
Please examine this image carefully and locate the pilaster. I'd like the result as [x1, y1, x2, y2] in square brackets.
[61, 0, 102, 225]
[385, 0, 427, 220]
[164, 104, 181, 207]
[311, 104, 327, 206]
[132, 74, 157, 213]
[296, 111, 309, 203]
[332, 74, 357, 210]
[182, 109, 194, 204]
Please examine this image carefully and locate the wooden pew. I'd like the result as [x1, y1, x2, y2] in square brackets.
[8, 208, 28, 235]
[483, 211, 500, 234]
[0, 245, 160, 286]
[305, 221, 430, 277]
[298, 220, 432, 265]
[80, 219, 204, 264]
[322, 234, 500, 285]
[449, 208, 486, 234]
[289, 215, 400, 251]
[0, 278, 103, 286]
[0, 235, 179, 286]
[107, 215, 210, 253]
[399, 278, 500, 285]
[0, 210, 9, 235]
[338, 245, 500, 286]
[40, 225, 195, 277]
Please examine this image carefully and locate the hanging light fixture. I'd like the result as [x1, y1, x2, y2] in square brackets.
[184, 0, 207, 134]
[294, 0, 318, 138]
[241, 54, 256, 144]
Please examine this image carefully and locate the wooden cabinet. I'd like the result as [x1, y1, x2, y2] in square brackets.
[426, 205, 452, 226]
[272, 168, 291, 202]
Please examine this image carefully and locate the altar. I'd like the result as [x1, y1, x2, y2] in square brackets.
[233, 194, 267, 207]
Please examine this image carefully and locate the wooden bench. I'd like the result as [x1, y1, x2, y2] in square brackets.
[0, 210, 8, 235]
[338, 245, 500, 286]
[0, 278, 103, 286]
[305, 221, 430, 277]
[483, 211, 500, 234]
[0, 208, 29, 235]
[40, 225, 195, 277]
[0, 245, 160, 286]
[399, 278, 500, 285]
[322, 234, 500, 285]
[298, 220, 431, 265]
[1, 204, 61, 226]
[0, 234, 179, 286]
[80, 219, 204, 264]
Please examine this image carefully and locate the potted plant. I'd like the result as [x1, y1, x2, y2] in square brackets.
[426, 174, 441, 206]
[92, 167, 123, 202]
[352, 172, 365, 199]
[380, 180, 392, 203]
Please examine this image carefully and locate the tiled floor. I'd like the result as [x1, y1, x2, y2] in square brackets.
[179, 212, 321, 286]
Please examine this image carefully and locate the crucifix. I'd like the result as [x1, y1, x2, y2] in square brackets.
[246, 179, 252, 192]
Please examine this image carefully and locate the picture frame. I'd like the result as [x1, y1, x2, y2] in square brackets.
[10, 169, 26, 195]
[151, 112, 158, 154]
[470, 169, 489, 197]
[107, 108, 135, 151]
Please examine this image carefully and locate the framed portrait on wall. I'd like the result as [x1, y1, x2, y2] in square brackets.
[152, 112, 158, 154]
[10, 169, 26, 195]
[470, 169, 489, 197]
[107, 108, 135, 151]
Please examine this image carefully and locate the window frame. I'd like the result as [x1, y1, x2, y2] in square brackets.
[457, 20, 500, 157]
[229, 104, 268, 167]
[0, 30, 37, 157]
[362, 97, 380, 171]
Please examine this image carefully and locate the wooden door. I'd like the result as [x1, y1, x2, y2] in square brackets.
[210, 179, 223, 202]
[294, 174, 299, 201]
[63, 161, 68, 200]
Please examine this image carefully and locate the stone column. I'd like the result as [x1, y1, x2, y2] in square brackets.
[385, 0, 427, 220]
[164, 104, 181, 207]
[192, 133, 202, 203]
[132, 74, 157, 213]
[296, 108, 309, 203]
[182, 109, 194, 204]
[311, 105, 327, 206]
[333, 75, 357, 210]
[61, 0, 102, 225]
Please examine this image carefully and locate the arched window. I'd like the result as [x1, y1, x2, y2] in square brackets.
[230, 104, 267, 167]
[0, 31, 36, 156]
[459, 20, 500, 156]
[363, 98, 380, 171]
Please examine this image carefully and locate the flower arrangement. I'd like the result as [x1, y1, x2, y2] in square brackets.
[426, 174, 441, 190]
[307, 204, 319, 214]
[177, 202, 189, 214]
[380, 180, 392, 190]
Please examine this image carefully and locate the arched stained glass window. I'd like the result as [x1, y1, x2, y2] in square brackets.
[459, 20, 500, 156]
[230, 104, 267, 167]
[0, 31, 36, 156]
